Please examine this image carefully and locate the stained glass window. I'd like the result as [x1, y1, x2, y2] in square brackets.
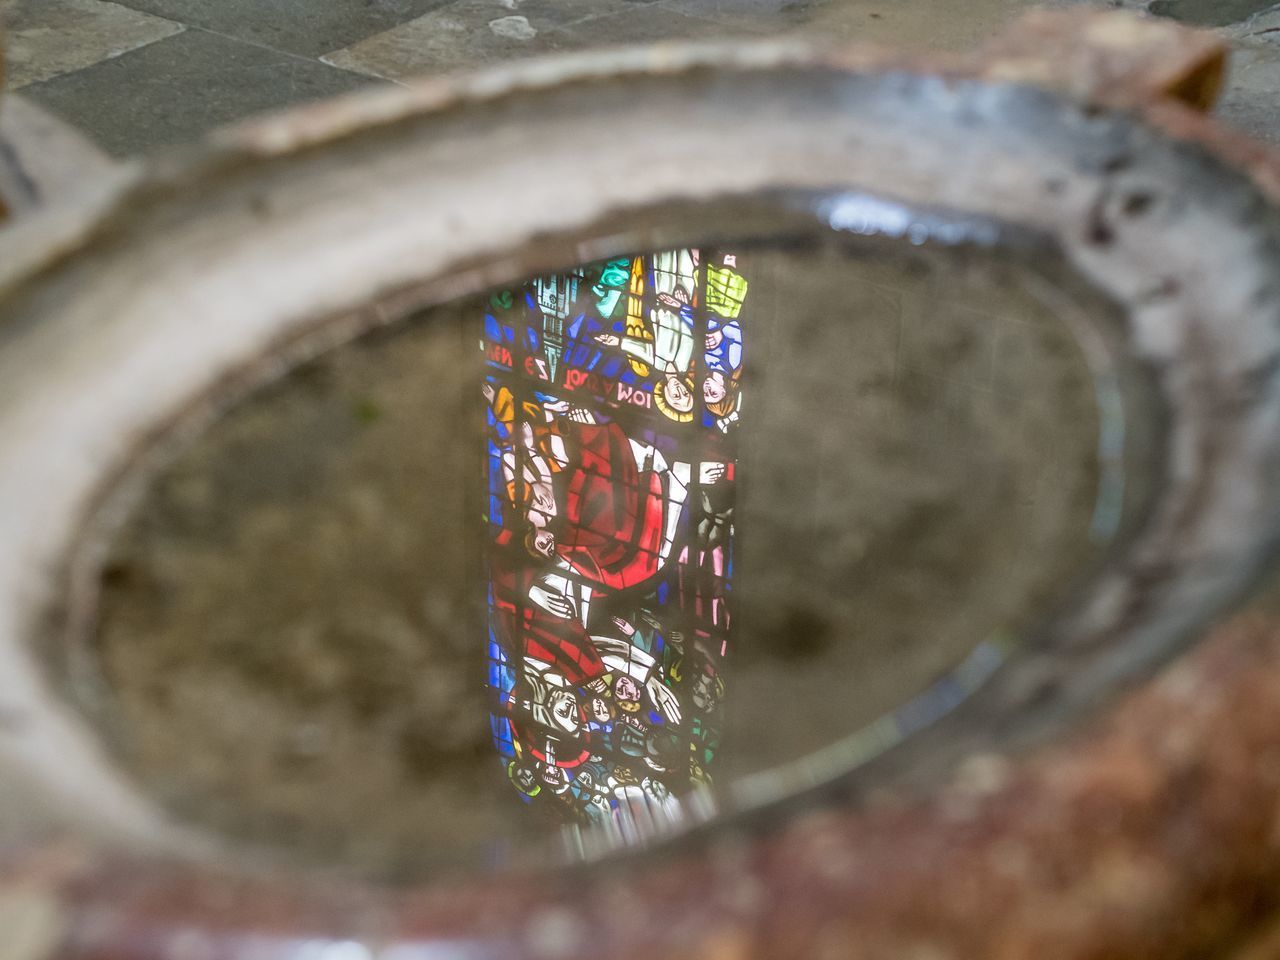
[481, 249, 748, 839]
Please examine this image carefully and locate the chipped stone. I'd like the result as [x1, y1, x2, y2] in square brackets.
[488, 15, 537, 40]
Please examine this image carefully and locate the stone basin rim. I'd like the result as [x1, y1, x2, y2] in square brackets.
[0, 29, 1276, 946]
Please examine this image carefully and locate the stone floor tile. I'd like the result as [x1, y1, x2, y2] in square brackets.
[655, 0, 812, 31]
[553, 2, 777, 44]
[491, 0, 658, 31]
[107, 0, 458, 59]
[793, 0, 1048, 53]
[320, 0, 606, 79]
[1, 0, 183, 88]
[322, 0, 786, 81]
[1148, 0, 1278, 27]
[19, 28, 378, 157]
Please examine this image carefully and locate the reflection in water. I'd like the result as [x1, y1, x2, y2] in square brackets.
[482, 251, 745, 843]
[80, 232, 1109, 876]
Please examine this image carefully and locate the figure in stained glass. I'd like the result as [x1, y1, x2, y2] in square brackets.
[703, 255, 747, 433]
[595, 249, 701, 423]
[480, 247, 749, 836]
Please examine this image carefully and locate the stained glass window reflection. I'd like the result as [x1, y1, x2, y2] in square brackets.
[482, 249, 747, 838]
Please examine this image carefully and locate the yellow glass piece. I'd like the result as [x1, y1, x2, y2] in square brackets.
[625, 255, 654, 378]
[706, 265, 748, 319]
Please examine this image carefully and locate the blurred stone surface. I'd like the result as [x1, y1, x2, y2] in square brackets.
[0, 93, 120, 224]
[1217, 8, 1280, 143]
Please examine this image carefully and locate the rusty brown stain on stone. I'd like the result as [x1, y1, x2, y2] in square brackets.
[742, 614, 1280, 960]
[20, 614, 1280, 959]
[0, 847, 80, 960]
[977, 9, 1227, 112]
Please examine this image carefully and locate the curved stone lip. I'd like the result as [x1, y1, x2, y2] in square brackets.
[1, 11, 1280, 957]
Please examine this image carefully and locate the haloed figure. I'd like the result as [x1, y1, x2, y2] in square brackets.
[656, 368, 697, 422]
[595, 249, 700, 424]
